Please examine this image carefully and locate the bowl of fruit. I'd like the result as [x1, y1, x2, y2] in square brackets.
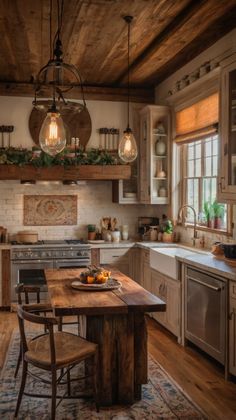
[80, 267, 111, 284]
[71, 267, 121, 291]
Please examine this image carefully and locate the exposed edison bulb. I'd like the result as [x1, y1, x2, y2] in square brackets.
[39, 111, 66, 156]
[118, 128, 138, 163]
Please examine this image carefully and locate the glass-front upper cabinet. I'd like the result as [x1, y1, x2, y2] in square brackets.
[139, 105, 171, 204]
[218, 53, 236, 202]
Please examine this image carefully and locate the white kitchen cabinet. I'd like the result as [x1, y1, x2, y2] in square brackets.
[229, 281, 236, 376]
[151, 268, 180, 339]
[151, 269, 167, 326]
[139, 105, 171, 204]
[128, 247, 140, 283]
[100, 248, 130, 277]
[139, 249, 151, 290]
[218, 53, 236, 202]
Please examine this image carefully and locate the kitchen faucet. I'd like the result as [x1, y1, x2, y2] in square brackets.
[178, 205, 198, 246]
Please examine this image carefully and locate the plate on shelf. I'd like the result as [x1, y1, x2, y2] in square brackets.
[71, 278, 122, 291]
[87, 240, 105, 243]
[153, 129, 167, 136]
[124, 192, 137, 198]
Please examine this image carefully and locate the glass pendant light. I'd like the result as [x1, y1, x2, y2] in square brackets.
[39, 100, 66, 156]
[118, 16, 138, 163]
[34, 0, 87, 156]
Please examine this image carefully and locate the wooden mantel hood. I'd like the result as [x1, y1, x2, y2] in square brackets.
[0, 164, 131, 181]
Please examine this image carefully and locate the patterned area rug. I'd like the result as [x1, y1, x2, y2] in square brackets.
[0, 331, 207, 419]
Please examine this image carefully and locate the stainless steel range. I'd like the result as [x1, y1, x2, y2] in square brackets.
[11, 240, 91, 302]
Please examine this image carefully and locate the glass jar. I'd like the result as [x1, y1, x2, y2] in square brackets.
[149, 226, 158, 241]
[121, 225, 129, 240]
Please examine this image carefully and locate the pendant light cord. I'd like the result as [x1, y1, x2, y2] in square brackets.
[50, 0, 52, 60]
[127, 18, 130, 129]
[123, 16, 133, 131]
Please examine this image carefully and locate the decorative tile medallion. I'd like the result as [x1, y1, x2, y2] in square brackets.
[23, 195, 77, 226]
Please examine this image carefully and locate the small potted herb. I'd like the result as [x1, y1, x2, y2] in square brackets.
[212, 201, 224, 229]
[87, 224, 96, 240]
[203, 201, 214, 228]
[163, 220, 174, 242]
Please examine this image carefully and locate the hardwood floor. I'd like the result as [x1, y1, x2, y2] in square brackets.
[147, 317, 236, 420]
[1, 310, 236, 419]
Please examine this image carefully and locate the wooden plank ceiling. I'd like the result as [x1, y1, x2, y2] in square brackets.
[0, 0, 235, 103]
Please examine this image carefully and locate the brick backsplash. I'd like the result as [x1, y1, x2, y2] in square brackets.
[0, 181, 164, 241]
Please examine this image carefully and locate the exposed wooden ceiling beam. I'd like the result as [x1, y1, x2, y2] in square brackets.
[153, 6, 236, 85]
[0, 82, 154, 103]
[117, 0, 236, 87]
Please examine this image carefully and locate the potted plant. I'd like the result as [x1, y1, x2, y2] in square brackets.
[162, 220, 174, 243]
[212, 201, 224, 229]
[87, 224, 96, 240]
[203, 201, 214, 228]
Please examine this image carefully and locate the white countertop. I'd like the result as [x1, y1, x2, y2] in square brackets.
[3, 239, 236, 281]
[179, 253, 236, 281]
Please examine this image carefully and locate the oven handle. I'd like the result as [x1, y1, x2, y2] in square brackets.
[187, 276, 221, 291]
[12, 259, 53, 265]
[54, 259, 90, 264]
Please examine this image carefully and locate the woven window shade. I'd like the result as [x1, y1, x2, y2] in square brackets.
[175, 93, 219, 144]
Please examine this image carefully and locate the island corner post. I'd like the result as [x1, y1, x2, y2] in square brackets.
[45, 267, 166, 405]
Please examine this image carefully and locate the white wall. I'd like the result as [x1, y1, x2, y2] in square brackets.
[155, 28, 236, 104]
[0, 181, 163, 240]
[0, 96, 166, 239]
[0, 96, 129, 149]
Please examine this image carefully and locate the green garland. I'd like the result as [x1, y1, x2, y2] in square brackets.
[0, 147, 118, 167]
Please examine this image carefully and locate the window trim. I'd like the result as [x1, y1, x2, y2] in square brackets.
[180, 139, 232, 236]
[168, 71, 220, 216]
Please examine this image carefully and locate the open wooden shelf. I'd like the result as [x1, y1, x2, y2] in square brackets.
[0, 164, 131, 181]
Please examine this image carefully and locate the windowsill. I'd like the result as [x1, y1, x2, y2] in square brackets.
[178, 223, 232, 237]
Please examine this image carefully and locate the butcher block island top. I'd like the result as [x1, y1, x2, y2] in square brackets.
[45, 267, 166, 405]
[45, 267, 165, 316]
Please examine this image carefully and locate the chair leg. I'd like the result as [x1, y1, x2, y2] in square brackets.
[93, 352, 99, 412]
[58, 317, 63, 332]
[14, 360, 28, 418]
[14, 346, 22, 378]
[51, 369, 57, 420]
[77, 316, 80, 335]
[67, 369, 71, 396]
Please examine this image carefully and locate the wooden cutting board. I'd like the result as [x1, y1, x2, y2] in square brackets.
[213, 254, 236, 266]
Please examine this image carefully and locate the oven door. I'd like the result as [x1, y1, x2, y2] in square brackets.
[54, 259, 89, 269]
[11, 259, 54, 302]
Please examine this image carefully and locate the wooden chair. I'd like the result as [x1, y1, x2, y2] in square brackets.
[14, 305, 99, 420]
[14, 283, 81, 330]
[14, 284, 53, 378]
[14, 284, 81, 377]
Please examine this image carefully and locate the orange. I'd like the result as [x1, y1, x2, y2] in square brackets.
[87, 275, 95, 284]
[96, 273, 104, 284]
[102, 270, 111, 278]
[101, 275, 108, 283]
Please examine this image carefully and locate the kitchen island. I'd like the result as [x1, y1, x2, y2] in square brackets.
[45, 267, 166, 405]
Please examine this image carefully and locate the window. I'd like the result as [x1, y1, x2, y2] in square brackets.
[181, 134, 228, 231]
